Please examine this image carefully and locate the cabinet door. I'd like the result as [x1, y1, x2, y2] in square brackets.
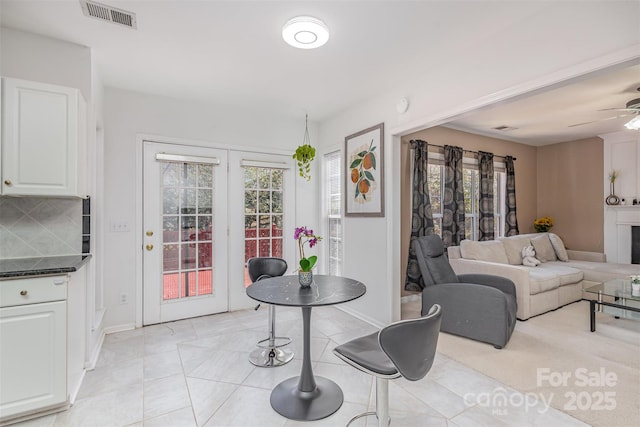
[0, 301, 67, 420]
[2, 78, 79, 196]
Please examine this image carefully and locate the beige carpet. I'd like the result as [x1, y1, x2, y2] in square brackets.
[402, 298, 640, 427]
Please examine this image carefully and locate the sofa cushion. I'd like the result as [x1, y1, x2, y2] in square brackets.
[538, 263, 583, 286]
[563, 260, 640, 283]
[531, 234, 557, 262]
[528, 269, 560, 295]
[459, 240, 509, 264]
[499, 236, 533, 265]
[548, 233, 569, 262]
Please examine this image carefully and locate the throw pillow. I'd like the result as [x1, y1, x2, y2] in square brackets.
[531, 234, 557, 263]
[548, 233, 569, 262]
[460, 240, 509, 264]
[500, 236, 532, 265]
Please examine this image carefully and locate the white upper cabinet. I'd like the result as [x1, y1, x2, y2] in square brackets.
[1, 78, 87, 197]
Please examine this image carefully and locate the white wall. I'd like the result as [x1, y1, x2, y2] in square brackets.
[102, 87, 318, 329]
[603, 130, 640, 263]
[318, 3, 640, 325]
[0, 27, 92, 102]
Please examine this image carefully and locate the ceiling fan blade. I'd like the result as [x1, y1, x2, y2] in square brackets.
[598, 107, 640, 112]
[568, 114, 634, 127]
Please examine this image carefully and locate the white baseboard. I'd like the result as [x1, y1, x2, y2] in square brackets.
[68, 369, 86, 405]
[337, 305, 385, 329]
[103, 323, 136, 334]
[84, 329, 106, 371]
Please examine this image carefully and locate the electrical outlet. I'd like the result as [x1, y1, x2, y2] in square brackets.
[120, 293, 128, 304]
[110, 221, 130, 232]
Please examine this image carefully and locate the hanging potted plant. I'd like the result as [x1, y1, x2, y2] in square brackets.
[293, 144, 315, 181]
[292, 114, 316, 181]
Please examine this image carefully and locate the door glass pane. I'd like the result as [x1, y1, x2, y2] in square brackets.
[243, 166, 285, 286]
[272, 170, 283, 189]
[198, 165, 213, 187]
[163, 188, 179, 214]
[162, 163, 180, 186]
[258, 191, 271, 213]
[258, 169, 270, 189]
[181, 216, 196, 241]
[163, 216, 179, 242]
[272, 191, 283, 213]
[198, 189, 212, 214]
[161, 161, 214, 301]
[245, 190, 257, 214]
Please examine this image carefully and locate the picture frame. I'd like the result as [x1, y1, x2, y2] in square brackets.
[344, 123, 384, 217]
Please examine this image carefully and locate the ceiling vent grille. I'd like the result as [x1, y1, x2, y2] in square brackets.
[492, 125, 518, 132]
[80, 0, 137, 29]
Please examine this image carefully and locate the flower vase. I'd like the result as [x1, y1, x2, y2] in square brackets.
[298, 271, 313, 287]
[605, 182, 620, 205]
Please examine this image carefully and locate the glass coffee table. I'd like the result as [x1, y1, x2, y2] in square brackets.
[584, 279, 640, 332]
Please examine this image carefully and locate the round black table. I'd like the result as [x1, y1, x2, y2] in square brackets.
[246, 274, 366, 421]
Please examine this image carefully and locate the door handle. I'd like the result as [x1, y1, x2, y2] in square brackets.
[146, 244, 154, 251]
[146, 230, 154, 237]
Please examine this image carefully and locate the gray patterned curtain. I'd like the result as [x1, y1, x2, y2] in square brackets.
[504, 155, 519, 236]
[405, 140, 434, 291]
[442, 145, 465, 247]
[478, 151, 494, 241]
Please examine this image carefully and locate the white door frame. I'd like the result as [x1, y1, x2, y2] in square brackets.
[135, 134, 294, 327]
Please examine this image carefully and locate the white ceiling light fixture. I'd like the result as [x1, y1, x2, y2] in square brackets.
[282, 16, 329, 49]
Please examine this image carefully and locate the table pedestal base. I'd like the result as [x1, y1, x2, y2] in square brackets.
[270, 376, 343, 421]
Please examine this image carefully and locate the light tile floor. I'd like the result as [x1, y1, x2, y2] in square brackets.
[14, 306, 588, 427]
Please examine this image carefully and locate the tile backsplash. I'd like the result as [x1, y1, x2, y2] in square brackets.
[0, 197, 82, 259]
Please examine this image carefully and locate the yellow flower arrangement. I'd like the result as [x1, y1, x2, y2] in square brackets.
[534, 216, 553, 233]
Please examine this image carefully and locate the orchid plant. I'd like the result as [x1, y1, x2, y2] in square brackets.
[294, 226, 322, 272]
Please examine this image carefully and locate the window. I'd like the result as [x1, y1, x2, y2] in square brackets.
[426, 158, 506, 240]
[325, 150, 342, 275]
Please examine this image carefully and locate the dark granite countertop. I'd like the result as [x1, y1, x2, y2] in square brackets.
[0, 255, 92, 279]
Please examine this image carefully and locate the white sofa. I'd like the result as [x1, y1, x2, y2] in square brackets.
[447, 233, 640, 320]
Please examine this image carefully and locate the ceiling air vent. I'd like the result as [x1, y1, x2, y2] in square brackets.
[80, 0, 137, 29]
[492, 125, 518, 132]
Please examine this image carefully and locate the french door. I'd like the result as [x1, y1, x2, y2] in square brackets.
[227, 151, 296, 308]
[143, 142, 228, 325]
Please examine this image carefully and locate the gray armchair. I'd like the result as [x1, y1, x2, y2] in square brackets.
[412, 235, 517, 349]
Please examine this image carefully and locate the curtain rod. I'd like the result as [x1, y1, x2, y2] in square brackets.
[407, 140, 517, 161]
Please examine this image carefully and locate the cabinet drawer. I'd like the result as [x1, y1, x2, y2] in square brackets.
[0, 276, 67, 307]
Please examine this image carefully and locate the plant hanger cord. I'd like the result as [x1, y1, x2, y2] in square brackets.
[303, 114, 311, 147]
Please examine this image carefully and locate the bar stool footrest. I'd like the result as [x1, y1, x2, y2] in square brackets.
[256, 336, 292, 349]
[346, 411, 390, 427]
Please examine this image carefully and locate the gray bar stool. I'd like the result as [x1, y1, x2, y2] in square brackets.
[333, 304, 442, 426]
[247, 257, 294, 367]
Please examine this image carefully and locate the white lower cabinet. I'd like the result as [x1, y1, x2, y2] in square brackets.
[0, 276, 68, 422]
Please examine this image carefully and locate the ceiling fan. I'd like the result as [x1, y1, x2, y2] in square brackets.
[569, 97, 640, 128]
